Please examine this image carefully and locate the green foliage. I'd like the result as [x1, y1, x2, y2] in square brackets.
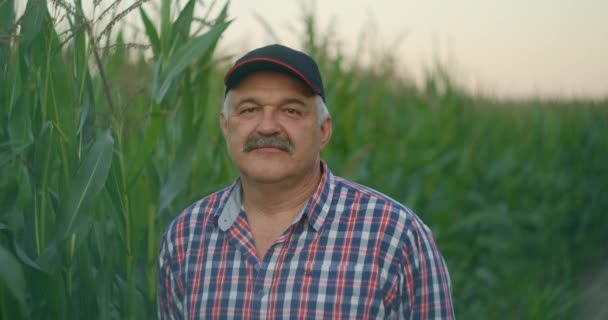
[0, 0, 231, 318]
[0, 0, 607, 319]
[0, 245, 26, 315]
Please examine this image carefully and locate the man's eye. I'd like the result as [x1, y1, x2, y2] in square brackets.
[240, 107, 257, 114]
[285, 108, 301, 115]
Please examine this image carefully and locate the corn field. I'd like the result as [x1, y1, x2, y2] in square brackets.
[1, 0, 607, 319]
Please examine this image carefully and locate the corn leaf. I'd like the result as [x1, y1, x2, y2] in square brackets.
[139, 7, 161, 57]
[153, 20, 231, 103]
[59, 130, 114, 239]
[0, 247, 26, 312]
[172, 0, 196, 43]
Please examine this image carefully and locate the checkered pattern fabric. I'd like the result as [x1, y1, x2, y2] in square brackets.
[158, 162, 454, 319]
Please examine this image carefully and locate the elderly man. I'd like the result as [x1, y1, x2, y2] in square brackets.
[158, 44, 454, 319]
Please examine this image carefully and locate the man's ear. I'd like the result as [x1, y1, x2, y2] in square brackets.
[220, 112, 228, 137]
[319, 116, 332, 150]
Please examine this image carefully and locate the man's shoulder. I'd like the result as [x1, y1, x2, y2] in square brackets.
[333, 176, 409, 213]
[331, 175, 431, 234]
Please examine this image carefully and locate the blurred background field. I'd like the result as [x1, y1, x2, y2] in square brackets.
[1, 0, 607, 319]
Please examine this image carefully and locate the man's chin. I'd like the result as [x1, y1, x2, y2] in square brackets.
[236, 161, 288, 181]
[242, 171, 289, 184]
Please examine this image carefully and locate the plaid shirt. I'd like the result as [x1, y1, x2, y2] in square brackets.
[158, 162, 454, 319]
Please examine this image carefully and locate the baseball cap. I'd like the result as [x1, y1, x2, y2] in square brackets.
[224, 44, 325, 101]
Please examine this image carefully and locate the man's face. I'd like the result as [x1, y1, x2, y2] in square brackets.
[220, 71, 332, 184]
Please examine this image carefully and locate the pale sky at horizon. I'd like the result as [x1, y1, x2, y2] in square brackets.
[218, 0, 608, 99]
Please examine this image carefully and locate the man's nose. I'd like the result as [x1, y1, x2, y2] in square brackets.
[256, 109, 281, 136]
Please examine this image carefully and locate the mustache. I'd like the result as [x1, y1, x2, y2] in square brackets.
[243, 135, 294, 154]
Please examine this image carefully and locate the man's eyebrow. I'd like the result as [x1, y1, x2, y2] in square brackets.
[234, 97, 260, 107]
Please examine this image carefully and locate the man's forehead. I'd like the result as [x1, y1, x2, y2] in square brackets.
[231, 71, 315, 97]
[230, 92, 312, 106]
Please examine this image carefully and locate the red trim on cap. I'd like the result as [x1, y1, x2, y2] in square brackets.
[224, 57, 319, 94]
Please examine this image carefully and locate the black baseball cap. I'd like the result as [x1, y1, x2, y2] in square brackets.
[224, 44, 325, 101]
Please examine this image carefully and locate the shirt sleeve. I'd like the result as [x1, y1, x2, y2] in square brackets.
[400, 219, 455, 319]
[158, 229, 184, 320]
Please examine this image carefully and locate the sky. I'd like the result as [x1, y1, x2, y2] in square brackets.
[218, 0, 608, 99]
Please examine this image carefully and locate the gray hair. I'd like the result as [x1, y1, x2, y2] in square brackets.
[222, 91, 330, 125]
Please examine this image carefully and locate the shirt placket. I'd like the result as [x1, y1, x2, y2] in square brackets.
[254, 220, 302, 319]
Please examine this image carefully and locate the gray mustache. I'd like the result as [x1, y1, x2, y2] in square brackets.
[243, 135, 294, 154]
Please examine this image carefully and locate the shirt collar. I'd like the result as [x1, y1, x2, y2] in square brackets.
[217, 180, 243, 230]
[216, 160, 335, 232]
